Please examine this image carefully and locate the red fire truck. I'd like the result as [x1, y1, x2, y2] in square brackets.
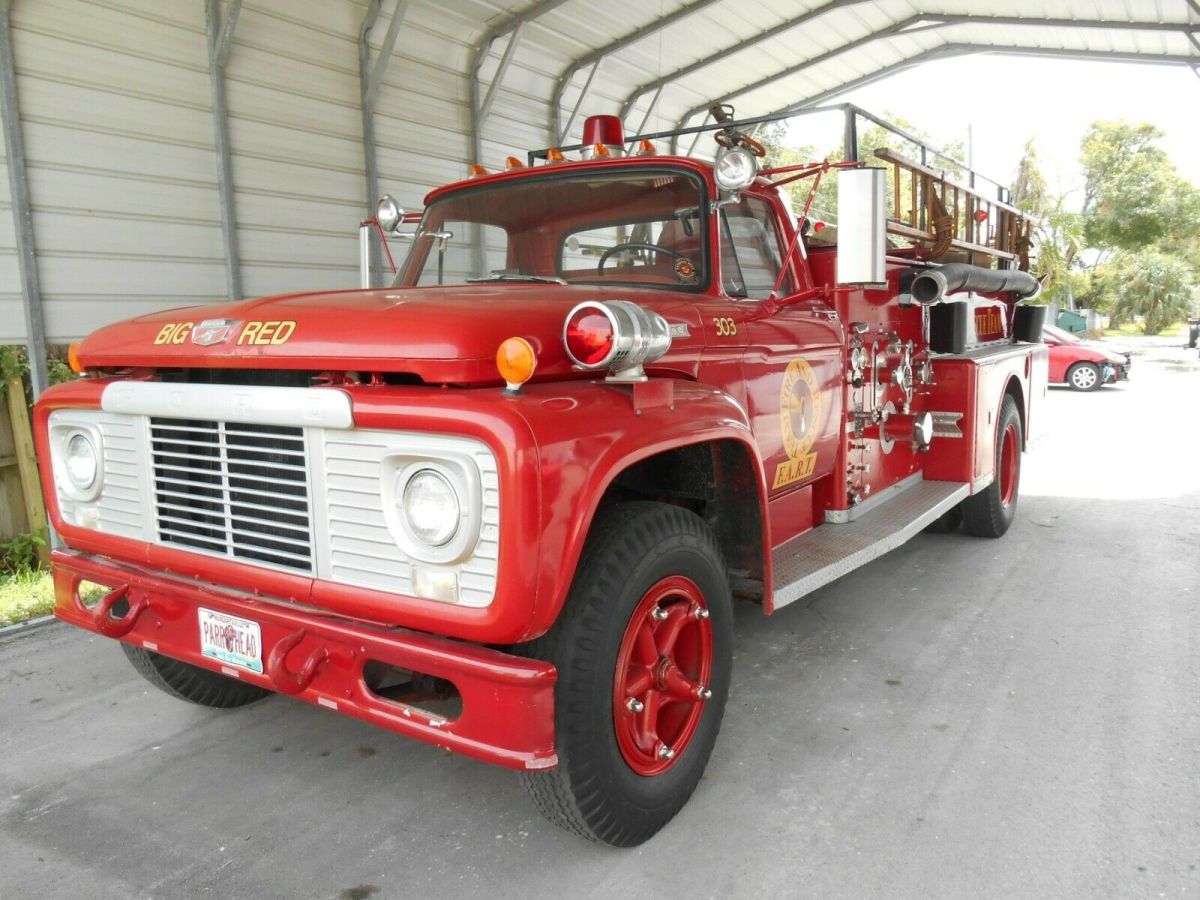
[35, 104, 1047, 846]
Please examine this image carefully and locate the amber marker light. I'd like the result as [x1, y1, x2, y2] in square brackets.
[468, 163, 489, 178]
[546, 148, 566, 163]
[496, 337, 537, 394]
[68, 342, 84, 374]
[505, 156, 525, 170]
[637, 139, 657, 156]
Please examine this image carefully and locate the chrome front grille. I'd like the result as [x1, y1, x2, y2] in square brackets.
[54, 383, 501, 606]
[149, 418, 314, 573]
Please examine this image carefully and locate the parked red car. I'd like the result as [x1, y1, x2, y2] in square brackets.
[1043, 323, 1131, 391]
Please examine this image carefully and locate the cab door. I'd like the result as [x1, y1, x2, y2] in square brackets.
[718, 196, 844, 500]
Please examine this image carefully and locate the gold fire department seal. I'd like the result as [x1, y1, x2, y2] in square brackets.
[773, 357, 821, 489]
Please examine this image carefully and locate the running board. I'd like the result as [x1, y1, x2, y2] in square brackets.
[771, 479, 970, 610]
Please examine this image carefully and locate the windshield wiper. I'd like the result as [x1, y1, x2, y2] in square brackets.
[466, 273, 567, 285]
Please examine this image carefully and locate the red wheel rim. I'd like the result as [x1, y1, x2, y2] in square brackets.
[612, 576, 713, 776]
[999, 421, 1018, 508]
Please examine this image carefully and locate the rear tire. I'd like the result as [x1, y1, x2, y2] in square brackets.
[1067, 362, 1102, 392]
[521, 502, 733, 847]
[961, 395, 1022, 538]
[122, 644, 271, 708]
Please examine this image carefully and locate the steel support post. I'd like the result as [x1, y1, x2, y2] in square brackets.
[0, 0, 48, 397]
[205, 0, 243, 301]
[842, 107, 857, 163]
[359, 0, 409, 288]
[619, 0, 872, 124]
[468, 0, 569, 275]
[557, 58, 601, 145]
[551, 0, 723, 141]
[359, 2, 381, 287]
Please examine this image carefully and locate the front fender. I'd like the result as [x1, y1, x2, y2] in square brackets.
[510, 378, 770, 640]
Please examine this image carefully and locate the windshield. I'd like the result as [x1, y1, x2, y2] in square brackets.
[395, 167, 708, 291]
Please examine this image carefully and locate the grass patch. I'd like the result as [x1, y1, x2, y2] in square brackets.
[0, 570, 56, 628]
[1106, 321, 1186, 338]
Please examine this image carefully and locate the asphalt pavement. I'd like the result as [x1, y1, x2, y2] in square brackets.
[2, 336, 1198, 900]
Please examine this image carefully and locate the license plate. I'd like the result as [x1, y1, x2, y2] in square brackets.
[198, 608, 263, 674]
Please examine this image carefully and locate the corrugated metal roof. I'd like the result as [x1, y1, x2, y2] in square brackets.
[472, 0, 1200, 152]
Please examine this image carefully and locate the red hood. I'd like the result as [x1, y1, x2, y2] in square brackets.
[75, 285, 707, 385]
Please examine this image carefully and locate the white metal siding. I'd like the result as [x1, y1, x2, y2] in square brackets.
[0, 0, 498, 343]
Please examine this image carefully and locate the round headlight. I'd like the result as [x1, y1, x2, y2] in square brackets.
[402, 469, 460, 547]
[376, 194, 403, 233]
[714, 145, 759, 192]
[65, 432, 98, 492]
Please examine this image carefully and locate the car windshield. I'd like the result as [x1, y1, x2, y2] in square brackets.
[395, 167, 708, 291]
[1042, 323, 1081, 344]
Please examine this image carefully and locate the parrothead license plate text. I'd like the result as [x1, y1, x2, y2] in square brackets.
[198, 608, 263, 674]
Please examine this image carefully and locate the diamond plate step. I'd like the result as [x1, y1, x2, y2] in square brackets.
[771, 478, 970, 609]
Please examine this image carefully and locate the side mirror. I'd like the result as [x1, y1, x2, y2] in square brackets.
[836, 168, 887, 286]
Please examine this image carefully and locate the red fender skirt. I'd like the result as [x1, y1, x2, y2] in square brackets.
[52, 549, 557, 771]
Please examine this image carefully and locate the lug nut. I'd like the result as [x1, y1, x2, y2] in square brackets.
[626, 698, 644, 713]
[651, 606, 669, 621]
[657, 745, 675, 760]
[693, 607, 710, 620]
[696, 686, 712, 700]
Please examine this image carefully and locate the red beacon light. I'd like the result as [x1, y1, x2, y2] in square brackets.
[581, 114, 625, 160]
[564, 304, 615, 367]
[563, 300, 672, 382]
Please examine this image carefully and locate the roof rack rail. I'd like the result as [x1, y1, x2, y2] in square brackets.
[528, 102, 1012, 205]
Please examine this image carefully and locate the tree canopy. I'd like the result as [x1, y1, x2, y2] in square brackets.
[1017, 122, 1199, 333]
[1080, 121, 1200, 252]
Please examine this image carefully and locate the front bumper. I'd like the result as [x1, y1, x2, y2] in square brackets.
[53, 549, 557, 771]
[1104, 362, 1130, 384]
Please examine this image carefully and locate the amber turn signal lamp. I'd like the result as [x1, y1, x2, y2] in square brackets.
[546, 148, 566, 163]
[496, 337, 537, 393]
[468, 163, 489, 178]
[68, 342, 84, 374]
[637, 139, 656, 156]
[505, 156, 525, 170]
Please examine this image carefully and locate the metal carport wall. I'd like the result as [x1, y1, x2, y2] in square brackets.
[2, 0, 1198, 397]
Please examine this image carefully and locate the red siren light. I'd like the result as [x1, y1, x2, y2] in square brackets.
[581, 114, 624, 149]
[564, 305, 616, 368]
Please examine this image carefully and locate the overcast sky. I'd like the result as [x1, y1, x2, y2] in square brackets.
[784, 54, 1200, 206]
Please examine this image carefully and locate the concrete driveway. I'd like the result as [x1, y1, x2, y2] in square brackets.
[3, 338, 1198, 900]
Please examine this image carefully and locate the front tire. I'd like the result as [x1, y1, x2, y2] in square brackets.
[1067, 362, 1102, 392]
[122, 644, 271, 708]
[521, 502, 733, 846]
[961, 395, 1022, 538]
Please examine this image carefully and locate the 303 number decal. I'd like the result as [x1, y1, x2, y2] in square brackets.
[712, 317, 738, 337]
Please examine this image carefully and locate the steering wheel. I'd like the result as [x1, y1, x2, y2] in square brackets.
[714, 130, 767, 158]
[597, 242, 685, 274]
